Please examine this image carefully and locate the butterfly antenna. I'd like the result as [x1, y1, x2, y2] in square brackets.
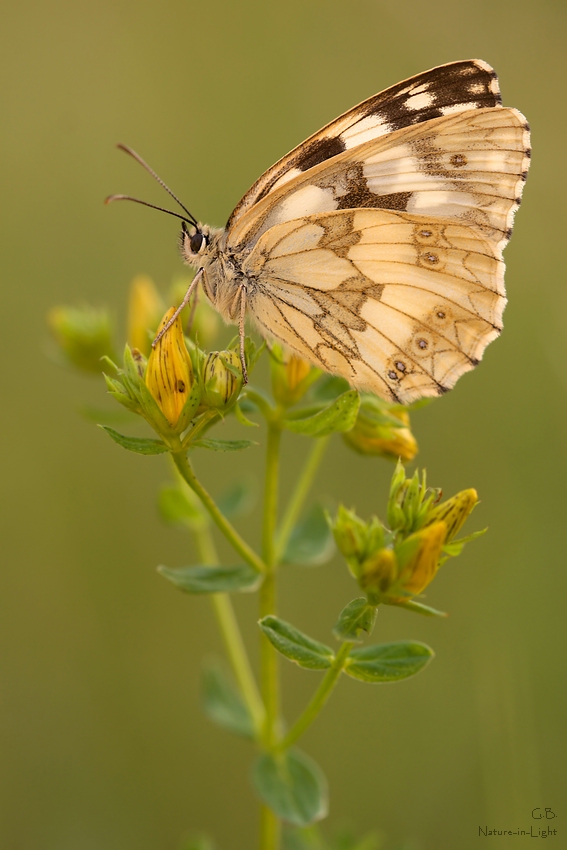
[115, 144, 199, 227]
[104, 194, 195, 223]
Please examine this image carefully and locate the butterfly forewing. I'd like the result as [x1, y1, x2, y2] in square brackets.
[227, 60, 503, 230]
[228, 106, 530, 253]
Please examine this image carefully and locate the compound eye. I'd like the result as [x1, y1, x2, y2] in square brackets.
[190, 231, 205, 254]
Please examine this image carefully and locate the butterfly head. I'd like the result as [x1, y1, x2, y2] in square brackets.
[180, 220, 212, 266]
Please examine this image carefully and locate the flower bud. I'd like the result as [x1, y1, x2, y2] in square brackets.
[271, 344, 319, 406]
[127, 275, 164, 356]
[343, 394, 417, 461]
[393, 521, 447, 597]
[359, 548, 398, 604]
[145, 308, 193, 428]
[202, 350, 242, 409]
[48, 305, 115, 373]
[424, 489, 478, 542]
[330, 505, 369, 577]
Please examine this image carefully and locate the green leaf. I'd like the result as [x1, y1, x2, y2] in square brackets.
[253, 749, 328, 826]
[284, 390, 360, 437]
[259, 616, 334, 670]
[98, 425, 169, 455]
[333, 598, 376, 642]
[383, 598, 447, 617]
[345, 641, 434, 683]
[217, 478, 257, 518]
[158, 484, 207, 528]
[283, 504, 335, 566]
[157, 563, 262, 593]
[201, 660, 255, 739]
[192, 438, 257, 452]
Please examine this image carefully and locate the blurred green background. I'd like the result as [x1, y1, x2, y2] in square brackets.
[2, 1, 566, 848]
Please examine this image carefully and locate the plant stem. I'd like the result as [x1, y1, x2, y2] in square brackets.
[276, 641, 353, 753]
[259, 421, 282, 850]
[193, 523, 265, 738]
[172, 451, 266, 574]
[275, 435, 330, 560]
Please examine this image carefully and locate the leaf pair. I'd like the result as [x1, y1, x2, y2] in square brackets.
[260, 616, 434, 684]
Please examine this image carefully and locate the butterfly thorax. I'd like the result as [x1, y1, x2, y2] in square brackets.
[181, 224, 246, 323]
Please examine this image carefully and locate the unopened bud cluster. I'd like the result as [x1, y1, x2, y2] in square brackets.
[331, 462, 479, 610]
[343, 394, 418, 462]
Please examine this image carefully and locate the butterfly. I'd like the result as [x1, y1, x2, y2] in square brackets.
[108, 59, 530, 404]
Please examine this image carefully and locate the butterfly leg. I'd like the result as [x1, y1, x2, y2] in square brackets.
[238, 283, 249, 384]
[152, 268, 203, 348]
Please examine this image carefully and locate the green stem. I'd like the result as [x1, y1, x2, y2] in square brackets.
[172, 451, 266, 575]
[276, 642, 353, 753]
[259, 422, 282, 850]
[275, 435, 330, 560]
[193, 523, 265, 738]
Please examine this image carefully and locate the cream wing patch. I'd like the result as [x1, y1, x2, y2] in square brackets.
[243, 209, 506, 403]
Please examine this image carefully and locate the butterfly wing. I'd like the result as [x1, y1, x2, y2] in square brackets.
[222, 61, 529, 401]
[228, 59, 503, 230]
[228, 105, 530, 253]
[241, 209, 506, 403]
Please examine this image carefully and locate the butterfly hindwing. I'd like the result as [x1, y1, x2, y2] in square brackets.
[227, 60, 502, 230]
[242, 209, 506, 403]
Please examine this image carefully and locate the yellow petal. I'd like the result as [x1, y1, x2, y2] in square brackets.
[145, 308, 193, 427]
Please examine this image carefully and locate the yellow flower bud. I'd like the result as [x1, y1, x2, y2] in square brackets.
[343, 395, 417, 461]
[394, 521, 447, 597]
[359, 548, 398, 603]
[271, 344, 318, 406]
[127, 275, 164, 356]
[145, 308, 193, 427]
[202, 350, 242, 409]
[424, 489, 478, 542]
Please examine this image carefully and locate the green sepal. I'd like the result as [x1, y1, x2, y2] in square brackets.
[283, 504, 335, 567]
[333, 598, 376, 642]
[123, 342, 144, 381]
[103, 374, 140, 412]
[234, 401, 259, 428]
[259, 616, 335, 670]
[383, 598, 447, 617]
[217, 478, 257, 518]
[252, 748, 329, 826]
[100, 355, 120, 375]
[192, 438, 258, 452]
[98, 425, 169, 455]
[175, 382, 203, 433]
[201, 660, 255, 739]
[158, 484, 208, 529]
[442, 527, 487, 559]
[345, 640, 434, 683]
[283, 390, 360, 437]
[158, 563, 263, 593]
